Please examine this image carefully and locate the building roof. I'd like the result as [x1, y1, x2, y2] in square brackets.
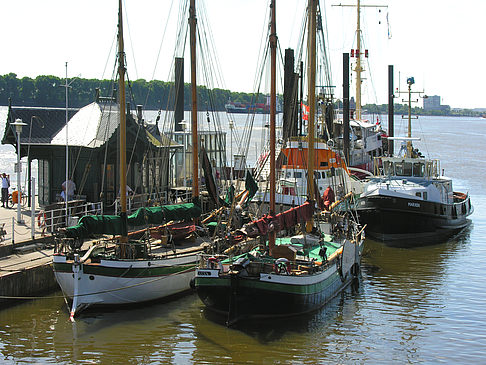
[2, 105, 79, 145]
[2, 101, 182, 152]
[51, 102, 120, 148]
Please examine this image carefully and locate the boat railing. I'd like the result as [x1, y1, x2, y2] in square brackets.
[114, 191, 173, 214]
[197, 253, 335, 276]
[41, 201, 104, 235]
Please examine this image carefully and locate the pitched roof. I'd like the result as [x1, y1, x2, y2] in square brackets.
[2, 102, 181, 150]
[2, 105, 79, 145]
[51, 102, 120, 148]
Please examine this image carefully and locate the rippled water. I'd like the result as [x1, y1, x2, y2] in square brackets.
[0, 113, 485, 363]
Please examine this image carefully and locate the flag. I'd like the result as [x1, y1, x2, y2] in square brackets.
[244, 171, 258, 204]
[301, 103, 309, 121]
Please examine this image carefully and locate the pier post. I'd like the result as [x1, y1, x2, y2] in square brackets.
[11, 217, 14, 245]
[31, 177, 35, 240]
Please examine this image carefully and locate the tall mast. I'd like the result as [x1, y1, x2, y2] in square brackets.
[333, 1, 388, 120]
[118, 0, 128, 244]
[355, 0, 363, 121]
[64, 62, 69, 227]
[189, 0, 199, 199]
[268, 0, 277, 252]
[307, 0, 317, 202]
[407, 79, 413, 158]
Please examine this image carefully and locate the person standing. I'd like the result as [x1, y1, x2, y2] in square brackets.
[61, 179, 76, 201]
[1, 173, 10, 208]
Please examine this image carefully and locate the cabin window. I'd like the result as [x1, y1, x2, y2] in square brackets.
[395, 162, 412, 177]
[423, 192, 427, 200]
[286, 172, 291, 178]
[283, 187, 296, 196]
[320, 161, 328, 167]
[383, 161, 393, 175]
[314, 171, 320, 180]
[294, 172, 302, 178]
[415, 192, 422, 198]
[413, 162, 425, 177]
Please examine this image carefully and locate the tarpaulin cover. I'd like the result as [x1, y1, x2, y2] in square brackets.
[64, 202, 201, 239]
[64, 215, 124, 239]
[128, 203, 201, 226]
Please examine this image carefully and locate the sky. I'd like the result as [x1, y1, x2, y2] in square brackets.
[1, 0, 485, 109]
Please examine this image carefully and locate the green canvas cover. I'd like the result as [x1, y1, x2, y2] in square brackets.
[64, 215, 124, 239]
[127, 203, 201, 226]
[64, 202, 201, 239]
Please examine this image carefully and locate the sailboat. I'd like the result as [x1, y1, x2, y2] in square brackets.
[356, 77, 473, 246]
[194, 0, 364, 326]
[52, 0, 207, 319]
[255, 0, 386, 209]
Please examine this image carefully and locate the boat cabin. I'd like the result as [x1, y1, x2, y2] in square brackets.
[378, 157, 440, 179]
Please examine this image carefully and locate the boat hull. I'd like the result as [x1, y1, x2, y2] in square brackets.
[195, 248, 360, 324]
[53, 253, 198, 312]
[357, 194, 472, 246]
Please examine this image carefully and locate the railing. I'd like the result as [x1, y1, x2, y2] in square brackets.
[114, 190, 193, 214]
[41, 201, 104, 234]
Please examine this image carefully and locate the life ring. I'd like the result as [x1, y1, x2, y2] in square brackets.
[37, 211, 46, 228]
[207, 257, 223, 271]
[274, 258, 291, 275]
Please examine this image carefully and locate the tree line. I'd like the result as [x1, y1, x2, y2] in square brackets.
[0, 73, 267, 111]
[0, 73, 482, 117]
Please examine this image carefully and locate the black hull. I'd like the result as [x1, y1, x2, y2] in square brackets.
[195, 269, 357, 325]
[357, 195, 472, 247]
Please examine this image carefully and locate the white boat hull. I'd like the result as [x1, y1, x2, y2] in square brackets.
[53, 253, 198, 314]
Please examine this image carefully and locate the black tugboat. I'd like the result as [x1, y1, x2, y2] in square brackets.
[356, 77, 473, 246]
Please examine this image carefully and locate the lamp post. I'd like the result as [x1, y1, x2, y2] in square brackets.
[11, 119, 27, 224]
[229, 120, 234, 182]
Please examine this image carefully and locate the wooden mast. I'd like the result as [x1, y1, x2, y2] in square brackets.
[268, 0, 277, 252]
[355, 0, 363, 121]
[189, 0, 199, 199]
[306, 0, 317, 204]
[118, 0, 128, 247]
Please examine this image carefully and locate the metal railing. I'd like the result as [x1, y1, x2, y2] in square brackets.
[39, 201, 104, 235]
[113, 191, 193, 214]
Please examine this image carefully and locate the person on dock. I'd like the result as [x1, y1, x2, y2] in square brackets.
[1, 173, 10, 208]
[61, 179, 76, 201]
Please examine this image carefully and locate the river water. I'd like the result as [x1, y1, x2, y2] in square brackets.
[0, 111, 485, 363]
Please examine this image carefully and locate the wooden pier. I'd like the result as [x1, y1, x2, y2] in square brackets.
[0, 204, 58, 308]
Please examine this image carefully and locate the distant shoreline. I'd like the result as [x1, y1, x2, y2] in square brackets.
[1, 103, 483, 119]
[1, 73, 484, 119]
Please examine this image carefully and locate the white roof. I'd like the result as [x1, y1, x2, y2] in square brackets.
[51, 102, 119, 148]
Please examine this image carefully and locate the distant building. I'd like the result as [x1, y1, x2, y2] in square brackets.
[423, 95, 450, 112]
[423, 95, 441, 110]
